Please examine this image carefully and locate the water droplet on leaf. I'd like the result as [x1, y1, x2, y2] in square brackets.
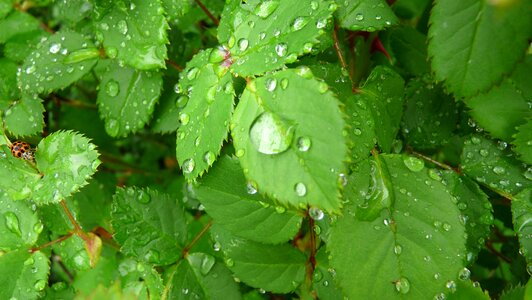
[403, 156, 424, 172]
[294, 182, 307, 196]
[309, 207, 324, 220]
[395, 277, 410, 294]
[182, 159, 195, 174]
[297, 137, 311, 152]
[105, 80, 119, 97]
[249, 112, 294, 155]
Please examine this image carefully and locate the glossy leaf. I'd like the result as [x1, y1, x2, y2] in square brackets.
[328, 154, 467, 299]
[175, 50, 234, 180]
[3, 30, 49, 63]
[513, 120, 532, 165]
[401, 77, 457, 150]
[428, 0, 532, 97]
[446, 280, 490, 300]
[464, 56, 532, 141]
[97, 61, 163, 137]
[162, 0, 190, 21]
[461, 135, 530, 196]
[219, 0, 336, 76]
[511, 188, 532, 267]
[0, 10, 40, 43]
[0, 144, 41, 201]
[111, 187, 188, 265]
[0, 250, 50, 300]
[390, 26, 430, 77]
[0, 197, 42, 251]
[335, 0, 398, 32]
[212, 225, 306, 293]
[151, 89, 180, 134]
[358, 66, 405, 152]
[18, 31, 99, 94]
[231, 67, 347, 212]
[33, 131, 101, 204]
[95, 0, 168, 70]
[115, 258, 164, 300]
[313, 249, 345, 299]
[52, 234, 93, 272]
[4, 95, 44, 137]
[0, 57, 20, 104]
[344, 95, 376, 164]
[195, 155, 302, 244]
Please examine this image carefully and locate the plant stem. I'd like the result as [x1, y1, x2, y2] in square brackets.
[194, 0, 219, 26]
[166, 59, 184, 71]
[29, 233, 73, 253]
[485, 240, 511, 264]
[181, 220, 213, 258]
[408, 149, 456, 172]
[332, 25, 348, 70]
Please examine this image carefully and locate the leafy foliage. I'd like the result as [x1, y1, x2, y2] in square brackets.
[0, 0, 530, 298]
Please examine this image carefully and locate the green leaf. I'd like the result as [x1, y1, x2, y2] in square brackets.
[401, 77, 457, 150]
[313, 249, 345, 300]
[74, 282, 137, 300]
[195, 155, 302, 244]
[175, 50, 234, 180]
[111, 187, 188, 265]
[344, 95, 376, 164]
[500, 285, 526, 300]
[359, 66, 405, 152]
[162, 0, 190, 21]
[3, 30, 49, 63]
[335, 0, 398, 32]
[464, 56, 532, 141]
[95, 0, 168, 70]
[428, 0, 532, 97]
[165, 253, 241, 299]
[328, 154, 467, 299]
[511, 188, 532, 268]
[52, 234, 92, 272]
[513, 120, 532, 165]
[115, 258, 164, 300]
[0, 144, 41, 201]
[0, 250, 50, 300]
[18, 31, 99, 95]
[231, 67, 347, 212]
[390, 26, 430, 76]
[0, 0, 11, 19]
[4, 95, 45, 137]
[461, 135, 530, 196]
[447, 280, 490, 300]
[0, 197, 42, 251]
[97, 61, 163, 137]
[151, 89, 180, 134]
[0, 57, 20, 103]
[33, 130, 101, 204]
[212, 225, 307, 293]
[53, 0, 93, 25]
[442, 172, 493, 263]
[219, 0, 336, 76]
[0, 10, 40, 43]
[392, 0, 431, 19]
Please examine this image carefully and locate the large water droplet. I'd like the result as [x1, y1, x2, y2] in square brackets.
[203, 151, 215, 165]
[4, 212, 22, 237]
[355, 13, 364, 21]
[182, 159, 195, 174]
[395, 277, 410, 294]
[291, 16, 309, 31]
[200, 254, 215, 275]
[309, 207, 324, 220]
[117, 20, 128, 35]
[105, 80, 119, 97]
[458, 268, 471, 280]
[249, 112, 294, 155]
[254, 0, 279, 18]
[297, 137, 311, 152]
[238, 38, 249, 51]
[275, 43, 287, 57]
[246, 181, 258, 195]
[492, 166, 505, 175]
[394, 244, 402, 255]
[186, 67, 199, 80]
[294, 182, 307, 196]
[34, 279, 47, 291]
[265, 78, 277, 91]
[403, 156, 424, 172]
[49, 43, 61, 54]
[179, 113, 190, 125]
[445, 280, 457, 293]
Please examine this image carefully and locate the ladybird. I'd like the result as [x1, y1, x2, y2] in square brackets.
[9, 141, 34, 161]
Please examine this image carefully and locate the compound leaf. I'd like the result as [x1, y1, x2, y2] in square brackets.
[195, 155, 303, 244]
[0, 197, 42, 251]
[211, 225, 306, 293]
[0, 145, 41, 201]
[95, 0, 168, 70]
[33, 131, 101, 205]
[231, 67, 347, 213]
[464, 56, 532, 141]
[219, 0, 336, 76]
[513, 120, 532, 165]
[0, 250, 50, 300]
[511, 188, 532, 266]
[18, 31, 99, 95]
[461, 135, 530, 196]
[111, 187, 188, 265]
[175, 50, 234, 180]
[328, 154, 467, 299]
[97, 61, 163, 137]
[4, 95, 44, 137]
[428, 0, 532, 97]
[335, 0, 398, 32]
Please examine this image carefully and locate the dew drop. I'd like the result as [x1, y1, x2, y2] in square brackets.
[34, 279, 47, 291]
[355, 13, 364, 21]
[254, 0, 279, 18]
[200, 255, 215, 275]
[318, 82, 328, 93]
[492, 166, 505, 175]
[238, 38, 249, 51]
[294, 182, 307, 197]
[246, 181, 258, 195]
[445, 280, 457, 293]
[275, 43, 287, 57]
[458, 267, 471, 280]
[105, 80, 120, 97]
[316, 18, 327, 29]
[182, 159, 195, 174]
[49, 43, 61, 54]
[265, 78, 277, 91]
[297, 136, 311, 152]
[4, 212, 21, 237]
[296, 66, 313, 78]
[395, 277, 410, 294]
[291, 16, 309, 31]
[275, 206, 286, 213]
[203, 151, 215, 165]
[117, 20, 128, 35]
[179, 113, 190, 125]
[280, 78, 289, 89]
[249, 112, 294, 155]
[186, 67, 199, 80]
[394, 244, 402, 255]
[403, 156, 424, 172]
[309, 207, 324, 220]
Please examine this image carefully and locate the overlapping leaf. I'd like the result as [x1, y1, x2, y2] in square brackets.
[511, 188, 532, 266]
[0, 57, 20, 104]
[0, 250, 50, 300]
[115, 258, 164, 300]
[219, 0, 336, 76]
[461, 135, 530, 196]
[95, 0, 168, 70]
[18, 31, 99, 94]
[97, 61, 162, 137]
[195, 155, 302, 244]
[52, 234, 95, 272]
[211, 225, 306, 293]
[33, 131, 101, 204]
[328, 155, 467, 299]
[111, 187, 188, 265]
[0, 145, 41, 201]
[428, 0, 532, 97]
[513, 120, 532, 165]
[390, 26, 430, 77]
[4, 95, 44, 137]
[231, 67, 347, 212]
[151, 89, 180, 134]
[464, 56, 532, 141]
[0, 198, 42, 251]
[357, 66, 405, 152]
[175, 50, 234, 180]
[335, 0, 398, 32]
[0, 10, 40, 43]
